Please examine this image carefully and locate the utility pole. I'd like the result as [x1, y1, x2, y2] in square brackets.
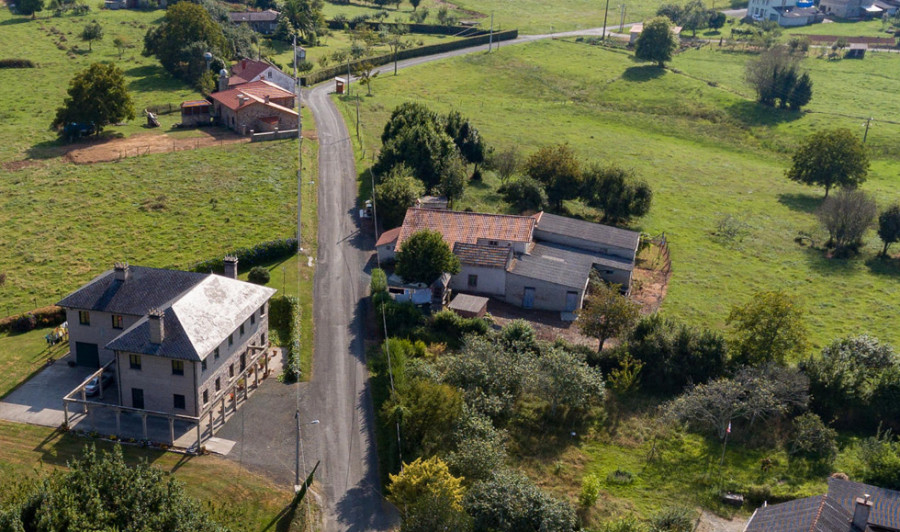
[489, 12, 494, 51]
[347, 56, 352, 97]
[356, 95, 360, 140]
[602, 0, 611, 40]
[863, 117, 872, 143]
[293, 34, 303, 253]
[294, 410, 301, 489]
[619, 4, 626, 33]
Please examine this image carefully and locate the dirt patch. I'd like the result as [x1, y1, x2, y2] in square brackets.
[2, 160, 42, 172]
[696, 510, 748, 532]
[64, 128, 250, 164]
[632, 266, 669, 315]
[433, 0, 487, 19]
[488, 299, 597, 348]
[302, 130, 319, 141]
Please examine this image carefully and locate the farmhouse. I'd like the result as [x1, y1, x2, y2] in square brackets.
[377, 208, 640, 314]
[227, 58, 295, 93]
[208, 79, 297, 135]
[57, 260, 275, 416]
[748, 0, 822, 25]
[745, 477, 900, 532]
[228, 10, 280, 35]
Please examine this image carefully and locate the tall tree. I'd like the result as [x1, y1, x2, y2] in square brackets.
[745, 45, 809, 108]
[445, 111, 487, 175]
[280, 0, 325, 44]
[52, 63, 135, 135]
[143, 2, 227, 87]
[17, 0, 43, 18]
[438, 152, 467, 207]
[375, 165, 425, 229]
[410, 0, 421, 10]
[786, 128, 869, 198]
[635, 17, 678, 68]
[787, 72, 813, 110]
[578, 280, 640, 352]
[726, 290, 808, 366]
[581, 164, 652, 223]
[818, 189, 877, 256]
[524, 144, 583, 211]
[81, 22, 103, 52]
[395, 229, 461, 285]
[388, 457, 470, 532]
[878, 204, 900, 258]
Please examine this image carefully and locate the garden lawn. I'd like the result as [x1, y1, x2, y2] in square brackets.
[0, 329, 69, 399]
[0, 420, 301, 531]
[336, 39, 900, 351]
[0, 8, 201, 162]
[786, 18, 897, 39]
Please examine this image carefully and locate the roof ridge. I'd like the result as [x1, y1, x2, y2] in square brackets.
[809, 496, 829, 532]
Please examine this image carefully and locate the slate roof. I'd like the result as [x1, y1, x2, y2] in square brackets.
[449, 293, 489, 314]
[396, 208, 535, 251]
[57, 266, 207, 316]
[534, 212, 641, 252]
[452, 242, 511, 269]
[745, 478, 900, 532]
[209, 80, 296, 113]
[106, 275, 275, 361]
[509, 243, 601, 289]
[228, 9, 279, 23]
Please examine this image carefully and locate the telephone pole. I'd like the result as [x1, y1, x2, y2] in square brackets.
[489, 12, 494, 51]
[602, 0, 611, 39]
[863, 117, 872, 143]
[293, 34, 303, 253]
[619, 4, 626, 32]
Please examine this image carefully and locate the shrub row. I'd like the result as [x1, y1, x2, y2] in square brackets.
[303, 29, 518, 86]
[188, 238, 297, 274]
[276, 296, 302, 382]
[326, 19, 489, 36]
[0, 59, 36, 69]
[0, 306, 66, 334]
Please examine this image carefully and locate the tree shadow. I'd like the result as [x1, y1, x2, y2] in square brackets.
[800, 246, 857, 275]
[0, 16, 32, 25]
[621, 65, 666, 82]
[727, 100, 805, 127]
[865, 255, 900, 277]
[776, 192, 822, 214]
[25, 130, 126, 160]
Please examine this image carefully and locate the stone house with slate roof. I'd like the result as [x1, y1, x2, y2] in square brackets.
[227, 10, 280, 35]
[377, 208, 640, 314]
[746, 477, 900, 532]
[57, 260, 275, 416]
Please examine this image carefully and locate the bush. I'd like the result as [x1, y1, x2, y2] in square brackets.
[599, 517, 648, 532]
[0, 59, 36, 68]
[0, 306, 65, 334]
[606, 468, 634, 485]
[247, 266, 270, 285]
[649, 506, 695, 532]
[858, 430, 900, 490]
[190, 238, 297, 274]
[445, 407, 506, 483]
[370, 268, 388, 294]
[498, 176, 548, 213]
[579, 473, 602, 508]
[464, 471, 578, 532]
[377, 300, 424, 339]
[429, 310, 489, 347]
[12, 314, 38, 333]
[789, 412, 838, 461]
[268, 296, 293, 332]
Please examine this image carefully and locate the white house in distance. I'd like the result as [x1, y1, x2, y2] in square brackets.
[57, 259, 275, 417]
[748, 0, 822, 26]
[227, 58, 296, 94]
[377, 208, 640, 314]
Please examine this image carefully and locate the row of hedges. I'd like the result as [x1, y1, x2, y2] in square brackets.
[326, 19, 489, 36]
[188, 238, 298, 274]
[278, 296, 302, 382]
[0, 306, 66, 334]
[0, 59, 36, 69]
[303, 29, 518, 86]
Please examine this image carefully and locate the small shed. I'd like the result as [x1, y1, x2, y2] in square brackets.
[449, 293, 489, 318]
[180, 100, 212, 126]
[335, 77, 347, 94]
[847, 43, 867, 59]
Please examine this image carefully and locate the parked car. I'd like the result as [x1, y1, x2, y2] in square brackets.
[85, 369, 114, 397]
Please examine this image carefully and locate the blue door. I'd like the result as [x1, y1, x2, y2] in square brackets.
[523, 287, 535, 309]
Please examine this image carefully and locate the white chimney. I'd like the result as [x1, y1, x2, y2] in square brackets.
[113, 262, 130, 282]
[224, 255, 238, 279]
[148, 308, 165, 345]
[852, 495, 872, 531]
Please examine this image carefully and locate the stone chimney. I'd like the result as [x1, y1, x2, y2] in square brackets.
[148, 308, 165, 345]
[241, 58, 247, 70]
[113, 262, 131, 282]
[852, 495, 872, 531]
[224, 255, 239, 279]
[218, 68, 228, 92]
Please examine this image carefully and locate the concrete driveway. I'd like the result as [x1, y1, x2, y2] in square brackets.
[0, 352, 95, 427]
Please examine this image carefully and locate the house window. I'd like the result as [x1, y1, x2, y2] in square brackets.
[173, 394, 186, 410]
[488, 240, 499, 246]
[172, 360, 184, 375]
[229, 364, 235, 378]
[260, 303, 267, 316]
[267, 71, 272, 78]
[111, 315, 124, 329]
[228, 334, 234, 347]
[468, 275, 478, 288]
[201, 359, 207, 371]
[240, 323, 245, 336]
[78, 311, 90, 325]
[250, 313, 255, 325]
[203, 389, 209, 404]
[215, 378, 221, 392]
[129, 354, 141, 370]
[214, 347, 220, 360]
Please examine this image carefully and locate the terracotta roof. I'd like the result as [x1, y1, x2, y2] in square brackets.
[396, 208, 535, 251]
[376, 227, 401, 247]
[232, 58, 275, 82]
[452, 242, 511, 269]
[227, 75, 248, 87]
[181, 100, 211, 108]
[209, 80, 297, 113]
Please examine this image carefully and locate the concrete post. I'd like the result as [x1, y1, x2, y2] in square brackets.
[115, 410, 121, 435]
[141, 414, 148, 440]
[169, 418, 175, 445]
[220, 397, 226, 425]
[196, 422, 202, 451]
[81, 389, 87, 413]
[63, 402, 69, 428]
[209, 411, 214, 433]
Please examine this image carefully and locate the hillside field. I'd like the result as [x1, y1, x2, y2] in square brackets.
[336, 39, 900, 351]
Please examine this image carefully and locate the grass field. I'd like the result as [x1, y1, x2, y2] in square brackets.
[0, 329, 69, 398]
[336, 39, 900, 350]
[0, 420, 302, 530]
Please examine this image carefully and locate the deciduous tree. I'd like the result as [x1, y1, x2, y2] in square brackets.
[395, 229, 461, 285]
[635, 17, 678, 68]
[818, 189, 876, 256]
[438, 152, 467, 207]
[17, 0, 43, 18]
[582, 164, 652, 223]
[532, 346, 605, 415]
[491, 145, 521, 185]
[375, 165, 425, 229]
[143, 3, 227, 88]
[81, 21, 103, 51]
[52, 63, 135, 135]
[786, 128, 869, 198]
[726, 290, 808, 366]
[388, 456, 469, 532]
[578, 280, 640, 352]
[524, 144, 583, 210]
[878, 204, 900, 257]
[499, 176, 548, 213]
[464, 471, 577, 532]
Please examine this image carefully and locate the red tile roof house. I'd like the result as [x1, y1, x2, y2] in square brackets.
[224, 58, 296, 94]
[208, 80, 298, 136]
[377, 208, 640, 315]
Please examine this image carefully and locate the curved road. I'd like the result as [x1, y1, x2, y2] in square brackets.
[299, 12, 747, 530]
